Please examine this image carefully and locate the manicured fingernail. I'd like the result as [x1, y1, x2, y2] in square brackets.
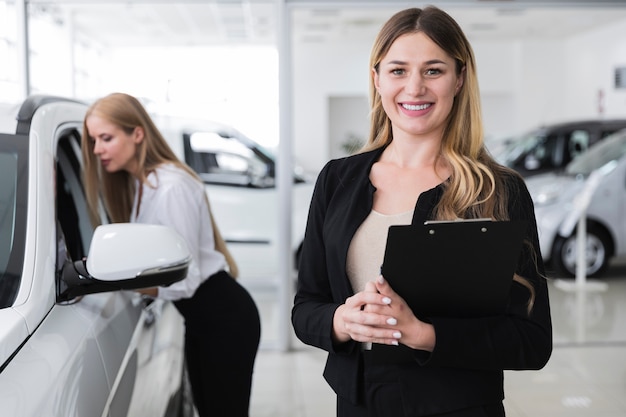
[382, 297, 391, 305]
[393, 332, 402, 339]
[391, 340, 399, 346]
[386, 317, 397, 325]
[377, 275, 384, 284]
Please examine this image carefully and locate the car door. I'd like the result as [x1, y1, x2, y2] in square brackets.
[1, 96, 188, 417]
[182, 129, 314, 286]
[55, 128, 148, 416]
[55, 129, 187, 417]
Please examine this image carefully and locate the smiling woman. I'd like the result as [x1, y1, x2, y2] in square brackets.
[291, 6, 552, 416]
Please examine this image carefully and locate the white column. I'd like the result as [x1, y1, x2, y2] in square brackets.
[276, 0, 294, 352]
[16, 0, 30, 98]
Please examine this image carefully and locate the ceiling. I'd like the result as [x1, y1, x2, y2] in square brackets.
[27, 1, 626, 48]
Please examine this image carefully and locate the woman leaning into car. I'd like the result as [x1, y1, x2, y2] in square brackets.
[81, 92, 261, 417]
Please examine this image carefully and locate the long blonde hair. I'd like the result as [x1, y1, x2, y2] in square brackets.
[365, 7, 537, 310]
[81, 92, 239, 278]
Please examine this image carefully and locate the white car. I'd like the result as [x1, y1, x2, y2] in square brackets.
[526, 128, 626, 277]
[0, 95, 194, 417]
[155, 116, 315, 287]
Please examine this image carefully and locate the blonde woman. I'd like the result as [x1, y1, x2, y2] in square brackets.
[82, 92, 260, 417]
[292, 7, 552, 417]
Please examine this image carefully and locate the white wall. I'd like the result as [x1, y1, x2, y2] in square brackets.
[292, 39, 372, 172]
[563, 19, 626, 120]
[292, 18, 626, 173]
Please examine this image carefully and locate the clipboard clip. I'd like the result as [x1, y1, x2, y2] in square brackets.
[423, 218, 492, 234]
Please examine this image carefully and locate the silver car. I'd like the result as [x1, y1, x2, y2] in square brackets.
[525, 128, 626, 277]
[492, 119, 626, 178]
[0, 95, 195, 416]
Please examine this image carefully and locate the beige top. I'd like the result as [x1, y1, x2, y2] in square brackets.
[347, 209, 413, 293]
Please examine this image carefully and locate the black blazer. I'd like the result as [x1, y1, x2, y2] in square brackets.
[291, 147, 552, 413]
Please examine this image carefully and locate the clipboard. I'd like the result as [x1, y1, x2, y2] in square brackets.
[380, 219, 527, 318]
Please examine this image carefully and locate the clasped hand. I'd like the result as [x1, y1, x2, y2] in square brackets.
[333, 275, 435, 352]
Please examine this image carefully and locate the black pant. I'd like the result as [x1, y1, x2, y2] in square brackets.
[174, 271, 261, 417]
[337, 352, 505, 417]
[338, 398, 505, 417]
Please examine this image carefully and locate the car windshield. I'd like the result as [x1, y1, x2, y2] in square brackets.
[492, 130, 545, 165]
[565, 129, 626, 176]
[0, 135, 27, 308]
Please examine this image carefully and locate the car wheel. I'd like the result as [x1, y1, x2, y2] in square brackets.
[177, 363, 196, 417]
[165, 360, 195, 417]
[552, 225, 611, 278]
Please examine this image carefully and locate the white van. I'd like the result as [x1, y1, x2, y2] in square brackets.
[154, 115, 315, 288]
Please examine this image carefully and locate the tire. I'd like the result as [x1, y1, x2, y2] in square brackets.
[551, 225, 611, 278]
[177, 363, 196, 417]
[165, 360, 195, 417]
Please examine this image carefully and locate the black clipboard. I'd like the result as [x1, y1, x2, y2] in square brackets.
[380, 219, 527, 319]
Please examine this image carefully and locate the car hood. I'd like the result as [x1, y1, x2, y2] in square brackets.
[524, 172, 585, 207]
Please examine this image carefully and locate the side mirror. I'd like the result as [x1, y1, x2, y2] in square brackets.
[58, 223, 191, 302]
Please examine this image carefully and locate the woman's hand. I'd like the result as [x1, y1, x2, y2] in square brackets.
[332, 276, 436, 351]
[136, 287, 158, 297]
[372, 275, 436, 352]
[332, 280, 402, 346]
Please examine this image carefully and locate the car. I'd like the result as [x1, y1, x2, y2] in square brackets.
[525, 127, 626, 278]
[154, 115, 315, 288]
[0, 95, 195, 417]
[491, 119, 626, 178]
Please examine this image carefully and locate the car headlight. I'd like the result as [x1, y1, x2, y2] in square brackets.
[532, 185, 562, 207]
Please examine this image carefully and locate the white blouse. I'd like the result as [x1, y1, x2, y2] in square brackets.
[130, 163, 227, 301]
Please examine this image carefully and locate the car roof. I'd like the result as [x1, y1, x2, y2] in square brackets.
[534, 118, 626, 132]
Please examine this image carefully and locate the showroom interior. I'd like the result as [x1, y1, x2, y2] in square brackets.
[2, 0, 626, 416]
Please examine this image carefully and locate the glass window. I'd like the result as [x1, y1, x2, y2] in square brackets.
[0, 133, 28, 308]
[56, 131, 93, 261]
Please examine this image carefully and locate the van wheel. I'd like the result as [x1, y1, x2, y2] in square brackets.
[551, 226, 611, 278]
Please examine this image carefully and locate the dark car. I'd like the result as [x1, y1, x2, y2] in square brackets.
[492, 119, 626, 177]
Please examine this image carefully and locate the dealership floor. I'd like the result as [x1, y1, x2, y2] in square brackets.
[247, 258, 626, 417]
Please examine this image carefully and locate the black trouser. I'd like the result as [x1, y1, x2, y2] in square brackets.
[338, 399, 505, 417]
[337, 352, 505, 417]
[174, 270, 261, 417]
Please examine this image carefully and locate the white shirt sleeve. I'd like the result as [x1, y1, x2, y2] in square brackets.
[132, 165, 227, 300]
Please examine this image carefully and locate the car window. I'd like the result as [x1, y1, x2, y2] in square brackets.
[566, 130, 626, 176]
[530, 134, 561, 168]
[0, 133, 28, 308]
[600, 126, 626, 139]
[184, 132, 272, 187]
[56, 130, 93, 262]
[566, 129, 590, 162]
[0, 153, 18, 276]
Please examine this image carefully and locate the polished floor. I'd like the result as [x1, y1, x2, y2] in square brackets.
[248, 258, 626, 417]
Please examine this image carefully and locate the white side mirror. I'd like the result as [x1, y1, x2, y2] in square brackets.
[87, 223, 190, 281]
[58, 223, 191, 302]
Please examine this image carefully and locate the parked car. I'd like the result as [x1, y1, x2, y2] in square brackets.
[0, 95, 194, 417]
[492, 119, 626, 177]
[154, 115, 315, 288]
[525, 128, 626, 278]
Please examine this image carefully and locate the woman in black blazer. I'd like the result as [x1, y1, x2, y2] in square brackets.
[291, 6, 552, 417]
